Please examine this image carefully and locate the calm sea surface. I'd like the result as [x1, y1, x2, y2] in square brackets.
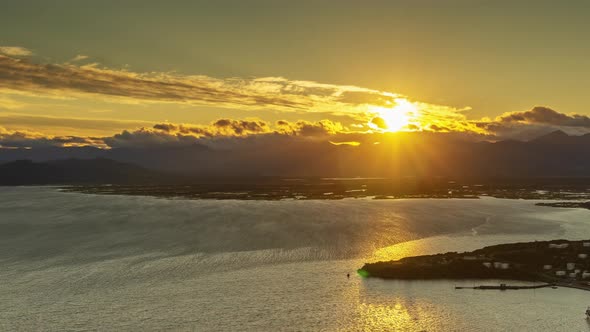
[1, 187, 590, 331]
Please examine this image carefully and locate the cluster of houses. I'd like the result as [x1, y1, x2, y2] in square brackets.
[482, 261, 510, 269]
[466, 241, 590, 282]
[545, 241, 590, 280]
[462, 255, 512, 270]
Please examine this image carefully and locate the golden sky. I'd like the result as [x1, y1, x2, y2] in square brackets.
[1, 1, 590, 148]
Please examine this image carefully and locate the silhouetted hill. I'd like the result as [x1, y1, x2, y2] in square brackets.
[0, 146, 107, 162]
[1, 132, 590, 179]
[530, 130, 570, 143]
[0, 158, 167, 185]
[529, 130, 590, 145]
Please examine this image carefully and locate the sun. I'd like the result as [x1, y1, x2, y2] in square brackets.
[380, 107, 410, 132]
[371, 99, 416, 132]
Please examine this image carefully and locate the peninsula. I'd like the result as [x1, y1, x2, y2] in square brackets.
[359, 240, 590, 290]
[536, 201, 590, 210]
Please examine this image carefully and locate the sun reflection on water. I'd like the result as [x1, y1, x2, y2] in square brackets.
[371, 240, 428, 262]
[350, 291, 457, 331]
[358, 302, 414, 328]
[346, 240, 455, 330]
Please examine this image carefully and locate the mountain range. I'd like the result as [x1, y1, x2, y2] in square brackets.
[1, 130, 590, 185]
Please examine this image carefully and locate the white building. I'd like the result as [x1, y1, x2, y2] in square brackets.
[543, 265, 552, 270]
[556, 271, 566, 276]
[579, 253, 588, 259]
[482, 262, 492, 268]
[549, 243, 569, 249]
[567, 262, 576, 270]
[569, 272, 578, 278]
[582, 272, 590, 279]
[583, 242, 590, 247]
[493, 262, 502, 269]
[500, 263, 510, 269]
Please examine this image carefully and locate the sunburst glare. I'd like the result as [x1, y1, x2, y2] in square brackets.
[369, 99, 418, 132]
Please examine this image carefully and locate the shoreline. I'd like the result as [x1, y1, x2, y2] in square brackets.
[555, 282, 590, 292]
[56, 184, 590, 204]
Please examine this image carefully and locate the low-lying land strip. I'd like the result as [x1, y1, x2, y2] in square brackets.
[359, 240, 590, 291]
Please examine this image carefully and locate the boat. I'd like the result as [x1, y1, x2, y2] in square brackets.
[586, 306, 590, 318]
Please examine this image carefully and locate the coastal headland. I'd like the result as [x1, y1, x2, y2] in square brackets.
[359, 240, 590, 291]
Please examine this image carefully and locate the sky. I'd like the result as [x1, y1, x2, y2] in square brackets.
[2, 0, 590, 148]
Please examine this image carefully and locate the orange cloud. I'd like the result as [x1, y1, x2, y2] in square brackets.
[329, 141, 361, 146]
[4, 50, 586, 142]
[497, 106, 590, 127]
[0, 50, 483, 132]
[0, 46, 32, 56]
[0, 54, 402, 115]
[0, 126, 103, 148]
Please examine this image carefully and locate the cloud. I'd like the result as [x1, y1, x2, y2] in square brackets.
[0, 96, 27, 110]
[472, 106, 590, 140]
[329, 141, 361, 146]
[276, 119, 345, 136]
[337, 91, 396, 106]
[100, 118, 350, 149]
[1, 114, 491, 150]
[0, 50, 485, 136]
[150, 118, 348, 139]
[212, 119, 270, 135]
[0, 126, 101, 148]
[0, 49, 508, 140]
[0, 54, 405, 115]
[6, 108, 587, 149]
[152, 119, 270, 138]
[107, 108, 590, 148]
[4, 49, 588, 143]
[428, 124, 450, 132]
[0, 46, 32, 56]
[0, 113, 153, 136]
[102, 128, 201, 148]
[70, 55, 89, 62]
[497, 106, 590, 127]
[370, 117, 387, 130]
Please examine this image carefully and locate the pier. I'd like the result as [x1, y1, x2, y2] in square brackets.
[455, 283, 555, 290]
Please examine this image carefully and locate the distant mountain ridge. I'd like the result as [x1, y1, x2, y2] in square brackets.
[530, 130, 590, 144]
[1, 131, 590, 180]
[0, 158, 166, 185]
